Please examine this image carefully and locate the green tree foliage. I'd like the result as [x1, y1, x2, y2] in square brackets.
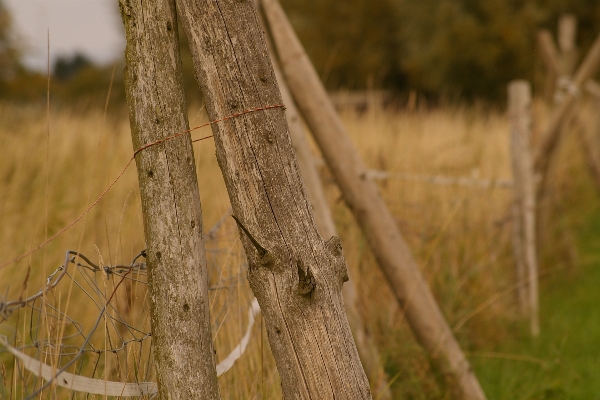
[282, 0, 600, 102]
[2, 0, 600, 104]
[397, 0, 542, 101]
[282, 0, 402, 89]
[0, 0, 21, 81]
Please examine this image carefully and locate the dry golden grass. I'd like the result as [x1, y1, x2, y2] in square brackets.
[0, 97, 590, 398]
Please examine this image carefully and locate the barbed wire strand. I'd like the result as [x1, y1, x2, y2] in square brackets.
[1, 206, 258, 397]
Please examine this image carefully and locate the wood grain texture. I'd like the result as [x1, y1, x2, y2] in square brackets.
[175, 0, 371, 398]
[261, 0, 487, 398]
[119, 0, 220, 398]
[263, 22, 392, 398]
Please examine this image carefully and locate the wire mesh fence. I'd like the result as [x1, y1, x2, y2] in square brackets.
[0, 208, 262, 399]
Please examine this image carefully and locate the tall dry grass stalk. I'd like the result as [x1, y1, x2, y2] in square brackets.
[0, 96, 592, 398]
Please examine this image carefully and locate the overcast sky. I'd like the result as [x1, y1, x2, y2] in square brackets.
[5, 0, 125, 71]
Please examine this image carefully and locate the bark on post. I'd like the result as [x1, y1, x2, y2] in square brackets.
[261, 0, 486, 398]
[265, 28, 392, 398]
[175, 0, 371, 398]
[119, 1, 220, 399]
[509, 81, 539, 336]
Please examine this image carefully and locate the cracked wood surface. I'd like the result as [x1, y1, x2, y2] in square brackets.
[119, 0, 220, 398]
[175, 0, 371, 398]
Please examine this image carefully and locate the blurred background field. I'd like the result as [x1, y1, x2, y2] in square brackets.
[1, 0, 600, 398]
[1, 96, 599, 398]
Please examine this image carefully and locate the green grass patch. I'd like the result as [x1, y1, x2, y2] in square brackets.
[474, 201, 600, 399]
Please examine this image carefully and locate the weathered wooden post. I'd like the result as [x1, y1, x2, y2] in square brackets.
[261, 0, 487, 398]
[119, 0, 221, 398]
[175, 0, 372, 398]
[509, 81, 539, 336]
[265, 29, 392, 398]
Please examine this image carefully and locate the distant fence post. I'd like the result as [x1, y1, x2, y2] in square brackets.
[558, 14, 578, 79]
[537, 14, 578, 103]
[509, 80, 539, 336]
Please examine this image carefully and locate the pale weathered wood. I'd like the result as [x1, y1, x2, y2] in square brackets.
[262, 23, 392, 398]
[118, 1, 220, 398]
[509, 125, 527, 314]
[534, 33, 600, 193]
[261, 0, 486, 398]
[509, 81, 539, 336]
[175, 0, 371, 398]
[558, 14, 578, 77]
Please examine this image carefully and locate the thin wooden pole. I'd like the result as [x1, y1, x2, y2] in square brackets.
[509, 81, 539, 336]
[261, 0, 487, 398]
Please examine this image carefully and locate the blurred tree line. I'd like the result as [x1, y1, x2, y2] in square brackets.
[283, 0, 600, 102]
[1, 0, 600, 105]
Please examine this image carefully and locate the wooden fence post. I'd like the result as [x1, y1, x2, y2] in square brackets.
[262, 22, 392, 397]
[119, 0, 221, 398]
[261, 0, 487, 398]
[176, 0, 372, 398]
[509, 81, 539, 336]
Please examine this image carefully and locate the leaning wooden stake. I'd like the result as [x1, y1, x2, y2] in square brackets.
[509, 81, 539, 337]
[176, 0, 371, 398]
[537, 29, 560, 101]
[119, 0, 220, 398]
[264, 27, 392, 398]
[261, 0, 486, 398]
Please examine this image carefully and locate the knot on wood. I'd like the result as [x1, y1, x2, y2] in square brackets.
[297, 261, 316, 296]
[232, 214, 274, 268]
[325, 236, 343, 256]
[325, 236, 349, 283]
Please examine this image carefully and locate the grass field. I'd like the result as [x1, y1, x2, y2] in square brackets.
[0, 96, 598, 399]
